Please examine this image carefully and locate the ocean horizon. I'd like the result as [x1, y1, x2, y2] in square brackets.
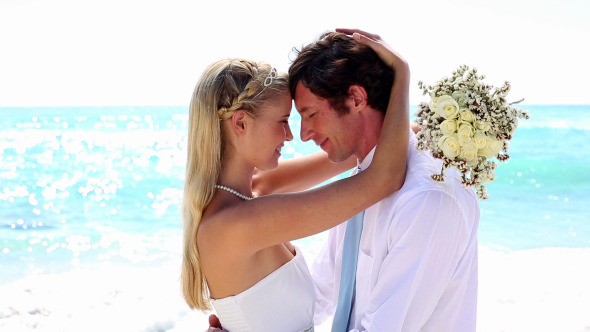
[1, 104, 590, 332]
[1, 104, 589, 283]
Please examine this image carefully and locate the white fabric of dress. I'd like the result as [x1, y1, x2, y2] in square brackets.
[211, 247, 316, 332]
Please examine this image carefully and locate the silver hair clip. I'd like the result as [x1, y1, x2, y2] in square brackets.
[263, 68, 277, 87]
[252, 68, 278, 99]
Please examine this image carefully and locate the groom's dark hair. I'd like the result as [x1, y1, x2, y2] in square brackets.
[289, 31, 394, 116]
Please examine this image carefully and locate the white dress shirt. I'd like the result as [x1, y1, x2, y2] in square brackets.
[311, 131, 480, 331]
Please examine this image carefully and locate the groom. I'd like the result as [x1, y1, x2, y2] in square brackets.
[289, 30, 480, 331]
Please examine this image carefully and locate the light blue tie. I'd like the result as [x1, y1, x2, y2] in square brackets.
[331, 208, 365, 332]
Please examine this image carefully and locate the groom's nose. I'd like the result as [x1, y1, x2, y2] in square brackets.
[299, 119, 313, 142]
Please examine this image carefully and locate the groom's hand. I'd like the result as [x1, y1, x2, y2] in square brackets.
[206, 314, 224, 332]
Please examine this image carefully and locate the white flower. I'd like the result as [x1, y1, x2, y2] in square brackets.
[475, 121, 491, 132]
[460, 141, 478, 164]
[429, 94, 439, 114]
[459, 108, 476, 123]
[452, 91, 469, 106]
[478, 138, 503, 159]
[440, 119, 458, 136]
[437, 134, 460, 159]
[432, 95, 460, 119]
[457, 123, 474, 143]
[473, 131, 488, 149]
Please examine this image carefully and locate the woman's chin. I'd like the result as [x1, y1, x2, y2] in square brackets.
[257, 160, 280, 172]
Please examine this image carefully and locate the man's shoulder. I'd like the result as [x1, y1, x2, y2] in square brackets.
[400, 148, 450, 192]
[379, 152, 477, 210]
[371, 134, 478, 211]
[371, 171, 479, 237]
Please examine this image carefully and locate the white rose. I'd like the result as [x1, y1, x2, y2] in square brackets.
[460, 141, 478, 164]
[437, 134, 460, 159]
[429, 95, 439, 114]
[473, 131, 488, 149]
[459, 108, 476, 123]
[433, 95, 460, 119]
[478, 138, 503, 159]
[440, 119, 457, 136]
[475, 121, 491, 132]
[457, 123, 474, 143]
[452, 91, 469, 106]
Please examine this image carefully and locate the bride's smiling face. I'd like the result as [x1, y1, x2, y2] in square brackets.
[244, 91, 294, 171]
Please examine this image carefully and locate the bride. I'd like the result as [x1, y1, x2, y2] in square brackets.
[182, 29, 410, 331]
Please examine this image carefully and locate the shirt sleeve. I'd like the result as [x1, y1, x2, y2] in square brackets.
[311, 228, 339, 326]
[355, 190, 475, 332]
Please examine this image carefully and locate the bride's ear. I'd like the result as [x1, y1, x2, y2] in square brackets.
[230, 110, 249, 135]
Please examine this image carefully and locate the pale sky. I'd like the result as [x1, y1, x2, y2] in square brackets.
[1, 0, 588, 107]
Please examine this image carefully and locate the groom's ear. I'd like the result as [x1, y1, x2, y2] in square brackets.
[348, 85, 368, 109]
[230, 110, 250, 135]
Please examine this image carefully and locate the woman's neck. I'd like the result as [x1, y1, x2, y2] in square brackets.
[218, 156, 256, 197]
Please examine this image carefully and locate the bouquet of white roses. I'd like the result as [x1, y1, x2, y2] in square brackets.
[415, 65, 530, 199]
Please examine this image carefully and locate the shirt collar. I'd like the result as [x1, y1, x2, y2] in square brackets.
[357, 146, 377, 173]
[355, 129, 416, 174]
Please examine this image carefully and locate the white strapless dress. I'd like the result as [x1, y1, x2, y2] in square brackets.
[211, 247, 315, 332]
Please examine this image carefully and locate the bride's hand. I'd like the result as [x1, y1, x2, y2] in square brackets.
[335, 28, 409, 76]
[334, 28, 410, 193]
[206, 314, 224, 332]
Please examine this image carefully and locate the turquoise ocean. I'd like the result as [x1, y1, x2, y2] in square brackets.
[1, 105, 589, 284]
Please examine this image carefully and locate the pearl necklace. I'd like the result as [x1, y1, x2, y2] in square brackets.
[215, 185, 253, 200]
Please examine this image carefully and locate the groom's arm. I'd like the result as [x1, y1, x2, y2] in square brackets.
[354, 191, 477, 331]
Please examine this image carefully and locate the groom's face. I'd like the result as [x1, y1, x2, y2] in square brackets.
[293, 82, 362, 163]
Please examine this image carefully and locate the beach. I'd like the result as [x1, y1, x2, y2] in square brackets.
[2, 244, 590, 332]
[477, 246, 590, 332]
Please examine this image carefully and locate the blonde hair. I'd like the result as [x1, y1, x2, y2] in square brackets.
[181, 58, 288, 310]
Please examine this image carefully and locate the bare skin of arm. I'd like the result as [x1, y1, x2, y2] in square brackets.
[253, 119, 418, 197]
[252, 152, 356, 196]
[200, 30, 409, 255]
[204, 29, 410, 330]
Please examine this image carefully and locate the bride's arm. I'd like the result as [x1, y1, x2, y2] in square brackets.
[203, 30, 409, 253]
[252, 152, 356, 196]
[253, 118, 419, 196]
[341, 28, 410, 186]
